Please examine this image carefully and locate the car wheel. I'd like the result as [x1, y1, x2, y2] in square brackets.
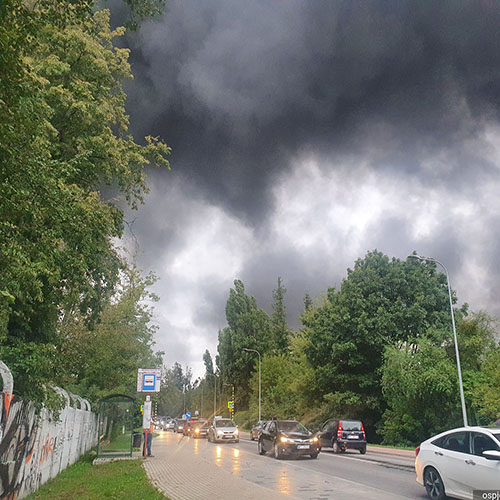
[332, 440, 341, 454]
[310, 452, 319, 459]
[258, 438, 265, 455]
[235, 439, 239, 443]
[424, 467, 446, 500]
[359, 447, 366, 454]
[273, 442, 282, 460]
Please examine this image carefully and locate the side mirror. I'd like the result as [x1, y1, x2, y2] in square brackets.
[483, 450, 500, 461]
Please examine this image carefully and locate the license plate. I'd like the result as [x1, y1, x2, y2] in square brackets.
[348, 434, 359, 439]
[297, 444, 310, 449]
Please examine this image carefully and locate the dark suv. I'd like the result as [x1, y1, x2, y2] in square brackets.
[258, 419, 320, 459]
[316, 419, 366, 454]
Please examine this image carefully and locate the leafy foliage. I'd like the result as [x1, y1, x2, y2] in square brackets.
[301, 250, 454, 437]
[0, 0, 169, 402]
[270, 277, 291, 353]
[217, 280, 272, 405]
[56, 265, 163, 404]
[380, 338, 460, 445]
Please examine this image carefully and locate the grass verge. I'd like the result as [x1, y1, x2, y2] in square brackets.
[368, 443, 416, 451]
[26, 452, 166, 500]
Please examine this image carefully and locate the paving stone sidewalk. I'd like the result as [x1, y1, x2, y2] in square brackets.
[143, 432, 300, 500]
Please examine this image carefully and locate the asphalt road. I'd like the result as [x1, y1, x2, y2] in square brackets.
[169, 431, 428, 499]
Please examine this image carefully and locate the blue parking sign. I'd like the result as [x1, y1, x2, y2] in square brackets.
[185, 411, 191, 419]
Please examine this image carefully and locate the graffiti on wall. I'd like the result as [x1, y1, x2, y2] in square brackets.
[0, 362, 97, 500]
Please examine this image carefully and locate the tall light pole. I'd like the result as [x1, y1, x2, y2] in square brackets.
[408, 254, 468, 427]
[183, 384, 186, 414]
[207, 373, 216, 417]
[243, 348, 261, 422]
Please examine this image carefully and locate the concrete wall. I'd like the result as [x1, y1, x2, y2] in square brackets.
[0, 361, 97, 499]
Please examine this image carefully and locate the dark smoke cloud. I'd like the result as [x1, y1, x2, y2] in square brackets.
[112, 0, 500, 374]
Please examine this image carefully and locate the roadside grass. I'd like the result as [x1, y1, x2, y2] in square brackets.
[103, 432, 133, 452]
[26, 452, 166, 500]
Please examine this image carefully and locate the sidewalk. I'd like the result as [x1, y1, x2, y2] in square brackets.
[143, 432, 300, 500]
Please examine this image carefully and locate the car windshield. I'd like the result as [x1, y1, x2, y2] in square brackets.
[215, 419, 236, 428]
[492, 432, 500, 442]
[177, 420, 186, 425]
[278, 421, 309, 433]
[340, 420, 362, 431]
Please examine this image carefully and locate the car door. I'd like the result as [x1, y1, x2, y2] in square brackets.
[432, 431, 472, 499]
[468, 432, 500, 490]
[263, 421, 275, 451]
[319, 420, 334, 447]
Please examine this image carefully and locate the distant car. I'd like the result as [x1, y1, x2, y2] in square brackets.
[259, 419, 319, 459]
[316, 419, 366, 454]
[165, 419, 175, 431]
[175, 419, 186, 433]
[251, 421, 267, 441]
[183, 418, 200, 436]
[191, 419, 209, 438]
[415, 426, 500, 500]
[208, 417, 239, 443]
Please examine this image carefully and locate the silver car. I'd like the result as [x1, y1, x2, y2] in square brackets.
[208, 417, 239, 443]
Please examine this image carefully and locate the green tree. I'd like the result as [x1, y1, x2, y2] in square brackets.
[0, 0, 169, 399]
[380, 338, 460, 446]
[301, 250, 454, 438]
[270, 277, 291, 353]
[303, 293, 313, 312]
[203, 349, 214, 376]
[217, 280, 272, 405]
[56, 265, 163, 404]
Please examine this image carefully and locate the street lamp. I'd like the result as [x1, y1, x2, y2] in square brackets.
[408, 254, 468, 427]
[207, 373, 217, 417]
[243, 348, 261, 423]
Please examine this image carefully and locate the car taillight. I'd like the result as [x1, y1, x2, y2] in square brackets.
[337, 422, 342, 439]
[361, 423, 366, 441]
[415, 445, 420, 457]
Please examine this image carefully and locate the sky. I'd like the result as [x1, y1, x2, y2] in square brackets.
[113, 0, 500, 379]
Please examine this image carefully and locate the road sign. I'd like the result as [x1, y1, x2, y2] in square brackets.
[137, 368, 161, 392]
[140, 404, 144, 414]
[185, 411, 191, 419]
[227, 400, 234, 409]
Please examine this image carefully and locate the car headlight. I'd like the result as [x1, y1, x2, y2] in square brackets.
[234, 429, 239, 435]
[280, 436, 292, 443]
[195, 428, 200, 434]
[217, 431, 223, 436]
[310, 437, 319, 443]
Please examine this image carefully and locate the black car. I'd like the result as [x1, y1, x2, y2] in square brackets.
[258, 419, 320, 459]
[251, 420, 267, 441]
[316, 419, 367, 454]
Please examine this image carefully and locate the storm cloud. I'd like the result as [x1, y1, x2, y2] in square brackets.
[116, 0, 500, 376]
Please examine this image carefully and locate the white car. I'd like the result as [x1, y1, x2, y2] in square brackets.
[165, 419, 175, 431]
[415, 426, 500, 499]
[208, 417, 239, 443]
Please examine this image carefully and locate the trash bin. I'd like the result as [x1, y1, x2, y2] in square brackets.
[132, 433, 142, 449]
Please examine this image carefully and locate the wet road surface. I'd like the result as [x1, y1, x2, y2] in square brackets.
[161, 431, 427, 499]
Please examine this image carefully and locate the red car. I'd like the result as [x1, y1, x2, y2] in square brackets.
[182, 418, 200, 436]
[191, 419, 209, 438]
